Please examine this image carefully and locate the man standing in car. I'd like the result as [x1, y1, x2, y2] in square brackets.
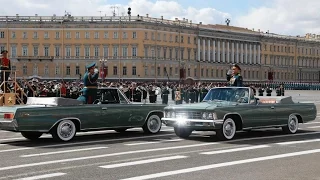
[226, 64, 243, 87]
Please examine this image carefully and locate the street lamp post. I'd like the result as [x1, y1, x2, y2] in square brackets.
[99, 58, 107, 83]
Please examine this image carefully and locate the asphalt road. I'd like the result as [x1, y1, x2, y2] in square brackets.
[0, 91, 320, 180]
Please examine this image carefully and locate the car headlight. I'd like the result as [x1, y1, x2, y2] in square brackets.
[202, 112, 207, 119]
[202, 112, 217, 120]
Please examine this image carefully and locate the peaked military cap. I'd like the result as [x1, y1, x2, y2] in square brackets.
[86, 62, 96, 70]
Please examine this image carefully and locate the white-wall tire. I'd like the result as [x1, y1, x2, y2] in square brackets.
[143, 114, 162, 134]
[52, 120, 77, 142]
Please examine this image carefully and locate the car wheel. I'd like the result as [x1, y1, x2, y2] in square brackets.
[21, 132, 43, 140]
[114, 128, 128, 133]
[282, 114, 299, 134]
[142, 114, 162, 134]
[51, 120, 77, 142]
[174, 127, 192, 138]
[216, 118, 237, 140]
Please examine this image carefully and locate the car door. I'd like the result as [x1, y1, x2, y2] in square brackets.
[254, 99, 277, 127]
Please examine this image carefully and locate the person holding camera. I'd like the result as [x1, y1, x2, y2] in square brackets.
[226, 64, 243, 87]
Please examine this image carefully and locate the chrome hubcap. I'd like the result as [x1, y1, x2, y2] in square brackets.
[223, 120, 235, 138]
[289, 116, 298, 132]
[149, 118, 159, 131]
[59, 123, 73, 138]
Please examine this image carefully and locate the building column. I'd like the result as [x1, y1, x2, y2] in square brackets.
[213, 40, 216, 62]
[253, 44, 257, 64]
[217, 40, 220, 62]
[257, 44, 261, 64]
[236, 42, 239, 63]
[222, 41, 225, 63]
[245, 43, 248, 64]
[202, 38, 205, 61]
[227, 41, 230, 63]
[231, 42, 235, 63]
[240, 43, 244, 63]
[197, 38, 200, 61]
[249, 44, 252, 64]
[207, 39, 211, 62]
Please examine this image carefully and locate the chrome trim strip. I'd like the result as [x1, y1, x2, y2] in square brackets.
[162, 118, 223, 123]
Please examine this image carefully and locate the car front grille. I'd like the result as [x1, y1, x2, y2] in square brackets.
[175, 111, 202, 119]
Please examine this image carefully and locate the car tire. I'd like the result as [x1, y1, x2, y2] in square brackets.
[114, 128, 128, 133]
[142, 114, 162, 134]
[21, 132, 43, 140]
[282, 114, 299, 134]
[174, 127, 192, 138]
[51, 120, 77, 142]
[216, 118, 237, 140]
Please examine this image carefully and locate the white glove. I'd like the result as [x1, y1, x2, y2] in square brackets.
[94, 68, 99, 73]
[227, 69, 232, 75]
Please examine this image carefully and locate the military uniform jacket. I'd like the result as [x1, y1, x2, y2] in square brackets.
[82, 72, 99, 96]
[227, 73, 243, 87]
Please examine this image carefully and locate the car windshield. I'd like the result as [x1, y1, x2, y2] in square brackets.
[202, 88, 251, 103]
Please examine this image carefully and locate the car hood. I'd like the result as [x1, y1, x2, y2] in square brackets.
[165, 101, 233, 111]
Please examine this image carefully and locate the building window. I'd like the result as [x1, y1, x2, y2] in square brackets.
[66, 66, 71, 75]
[66, 32, 71, 39]
[0, 46, 5, 53]
[113, 32, 118, 39]
[104, 32, 109, 39]
[84, 46, 90, 58]
[113, 66, 117, 75]
[132, 32, 137, 39]
[122, 32, 127, 39]
[44, 32, 49, 39]
[75, 32, 80, 39]
[194, 68, 197, 77]
[22, 46, 28, 56]
[163, 34, 167, 41]
[151, 48, 155, 58]
[132, 47, 137, 57]
[94, 32, 99, 39]
[113, 46, 118, 57]
[33, 46, 38, 56]
[11, 32, 16, 39]
[211, 69, 214, 77]
[201, 68, 204, 77]
[144, 47, 148, 57]
[170, 67, 173, 76]
[55, 32, 60, 39]
[157, 67, 160, 76]
[11, 45, 16, 57]
[76, 66, 80, 75]
[188, 68, 190, 76]
[144, 66, 148, 76]
[65, 46, 71, 58]
[33, 65, 38, 75]
[157, 33, 161, 41]
[94, 46, 99, 57]
[44, 46, 49, 57]
[23, 65, 27, 75]
[0, 31, 4, 38]
[22, 32, 27, 39]
[144, 32, 148, 39]
[75, 46, 80, 57]
[85, 32, 90, 39]
[54, 46, 60, 57]
[44, 65, 49, 75]
[103, 46, 109, 57]
[163, 67, 167, 76]
[55, 66, 60, 75]
[122, 66, 127, 75]
[122, 47, 128, 57]
[188, 37, 190, 44]
[132, 66, 137, 76]
[33, 32, 38, 39]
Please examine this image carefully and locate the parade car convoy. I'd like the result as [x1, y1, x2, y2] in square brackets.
[0, 87, 317, 142]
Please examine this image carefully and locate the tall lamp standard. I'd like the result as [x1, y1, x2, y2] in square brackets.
[99, 58, 107, 83]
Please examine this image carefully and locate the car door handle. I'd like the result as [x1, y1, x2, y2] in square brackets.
[102, 107, 108, 110]
[271, 106, 275, 109]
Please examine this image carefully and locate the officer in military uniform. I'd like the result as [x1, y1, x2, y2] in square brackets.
[227, 64, 243, 87]
[77, 62, 99, 104]
[161, 85, 169, 104]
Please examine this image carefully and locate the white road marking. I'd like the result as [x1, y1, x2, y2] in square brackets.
[276, 139, 320, 145]
[121, 148, 320, 180]
[200, 145, 270, 155]
[20, 147, 108, 158]
[304, 122, 320, 125]
[0, 133, 174, 154]
[14, 173, 66, 180]
[307, 126, 320, 129]
[100, 155, 187, 169]
[124, 139, 183, 146]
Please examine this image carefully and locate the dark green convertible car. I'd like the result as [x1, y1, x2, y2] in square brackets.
[0, 88, 166, 141]
[162, 87, 317, 140]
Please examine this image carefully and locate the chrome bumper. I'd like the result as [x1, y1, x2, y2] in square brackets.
[162, 118, 224, 127]
[0, 119, 18, 131]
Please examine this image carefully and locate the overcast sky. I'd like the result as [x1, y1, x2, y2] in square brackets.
[0, 0, 318, 36]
